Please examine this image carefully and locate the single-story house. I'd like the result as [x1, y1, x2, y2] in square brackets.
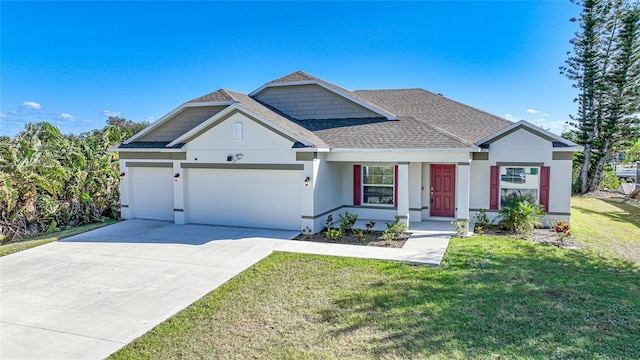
[114, 71, 582, 233]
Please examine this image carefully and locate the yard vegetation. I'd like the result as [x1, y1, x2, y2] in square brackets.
[0, 219, 117, 257]
[110, 196, 640, 359]
[0, 119, 146, 243]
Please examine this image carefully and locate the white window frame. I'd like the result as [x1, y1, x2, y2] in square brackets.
[362, 165, 395, 206]
[499, 166, 541, 208]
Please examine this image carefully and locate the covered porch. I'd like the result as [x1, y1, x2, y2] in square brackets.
[303, 151, 474, 233]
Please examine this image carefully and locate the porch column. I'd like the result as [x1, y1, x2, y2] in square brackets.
[119, 160, 131, 219]
[300, 159, 317, 233]
[173, 161, 185, 224]
[397, 162, 410, 226]
[456, 162, 471, 232]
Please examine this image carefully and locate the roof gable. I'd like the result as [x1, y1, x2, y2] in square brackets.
[475, 120, 581, 149]
[168, 103, 327, 149]
[135, 106, 228, 142]
[251, 71, 397, 120]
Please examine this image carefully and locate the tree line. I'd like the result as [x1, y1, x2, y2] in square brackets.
[0, 118, 147, 243]
[562, 0, 640, 193]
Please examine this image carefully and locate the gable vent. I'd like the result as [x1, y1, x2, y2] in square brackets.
[234, 122, 243, 141]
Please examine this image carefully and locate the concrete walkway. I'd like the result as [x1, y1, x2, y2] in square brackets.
[0, 219, 450, 360]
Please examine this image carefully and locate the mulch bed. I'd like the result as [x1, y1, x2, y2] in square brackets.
[480, 226, 580, 249]
[293, 230, 410, 248]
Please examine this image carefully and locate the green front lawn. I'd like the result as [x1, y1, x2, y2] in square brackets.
[0, 219, 118, 257]
[571, 196, 640, 264]
[111, 238, 639, 359]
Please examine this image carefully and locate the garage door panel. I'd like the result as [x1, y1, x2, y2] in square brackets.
[130, 167, 174, 221]
[186, 169, 301, 230]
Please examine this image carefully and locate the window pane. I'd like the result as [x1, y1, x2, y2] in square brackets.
[499, 166, 540, 208]
[363, 166, 394, 185]
[364, 186, 394, 205]
[501, 189, 538, 206]
[500, 167, 540, 189]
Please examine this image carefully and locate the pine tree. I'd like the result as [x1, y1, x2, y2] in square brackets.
[562, 0, 640, 193]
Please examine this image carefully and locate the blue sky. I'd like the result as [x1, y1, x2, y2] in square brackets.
[1, 1, 579, 137]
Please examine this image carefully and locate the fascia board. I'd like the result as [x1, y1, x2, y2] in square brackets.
[475, 120, 579, 147]
[167, 105, 240, 147]
[108, 147, 184, 153]
[123, 101, 236, 144]
[167, 104, 312, 147]
[329, 147, 480, 153]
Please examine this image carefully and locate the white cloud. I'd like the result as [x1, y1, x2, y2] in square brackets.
[0, 112, 6, 119]
[526, 108, 540, 114]
[146, 116, 156, 122]
[542, 113, 551, 117]
[102, 110, 121, 118]
[60, 113, 75, 120]
[22, 101, 42, 109]
[504, 113, 513, 118]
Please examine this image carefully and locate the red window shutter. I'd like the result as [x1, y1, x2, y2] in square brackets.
[540, 166, 550, 212]
[490, 166, 499, 210]
[353, 165, 361, 206]
[394, 165, 398, 207]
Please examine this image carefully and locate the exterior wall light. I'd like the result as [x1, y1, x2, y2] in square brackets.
[120, 172, 126, 179]
[304, 176, 311, 186]
[174, 173, 180, 181]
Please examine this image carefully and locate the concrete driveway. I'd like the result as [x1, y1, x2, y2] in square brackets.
[0, 220, 299, 360]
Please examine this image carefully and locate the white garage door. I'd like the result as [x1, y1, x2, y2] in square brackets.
[185, 169, 301, 230]
[130, 166, 174, 221]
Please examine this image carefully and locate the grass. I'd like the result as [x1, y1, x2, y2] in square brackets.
[0, 219, 118, 257]
[110, 239, 639, 359]
[571, 196, 640, 264]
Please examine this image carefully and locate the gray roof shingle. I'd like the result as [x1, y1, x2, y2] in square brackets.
[353, 89, 513, 145]
[188, 89, 235, 103]
[125, 72, 514, 150]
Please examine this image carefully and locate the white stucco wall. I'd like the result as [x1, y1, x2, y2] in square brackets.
[184, 112, 297, 164]
[469, 128, 574, 224]
[308, 155, 344, 232]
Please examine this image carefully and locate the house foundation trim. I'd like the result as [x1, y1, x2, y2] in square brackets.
[301, 205, 345, 220]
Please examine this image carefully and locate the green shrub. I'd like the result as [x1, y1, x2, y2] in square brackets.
[497, 197, 544, 239]
[599, 166, 621, 190]
[450, 220, 468, 236]
[382, 216, 407, 244]
[353, 228, 365, 242]
[325, 228, 342, 241]
[338, 211, 358, 234]
[472, 209, 492, 228]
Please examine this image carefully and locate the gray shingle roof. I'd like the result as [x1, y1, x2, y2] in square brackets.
[124, 72, 514, 151]
[292, 117, 471, 149]
[353, 89, 513, 145]
[188, 89, 235, 103]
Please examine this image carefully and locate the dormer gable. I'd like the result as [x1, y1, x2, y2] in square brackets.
[250, 71, 396, 120]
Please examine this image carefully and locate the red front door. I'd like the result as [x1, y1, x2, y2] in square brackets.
[430, 164, 456, 217]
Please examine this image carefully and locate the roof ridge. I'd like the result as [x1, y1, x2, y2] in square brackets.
[187, 88, 236, 103]
[405, 116, 476, 147]
[357, 88, 511, 126]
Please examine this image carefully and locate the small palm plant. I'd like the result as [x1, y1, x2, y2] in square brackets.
[497, 196, 544, 239]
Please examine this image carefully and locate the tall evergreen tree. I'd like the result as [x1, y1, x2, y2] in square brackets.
[562, 0, 640, 193]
